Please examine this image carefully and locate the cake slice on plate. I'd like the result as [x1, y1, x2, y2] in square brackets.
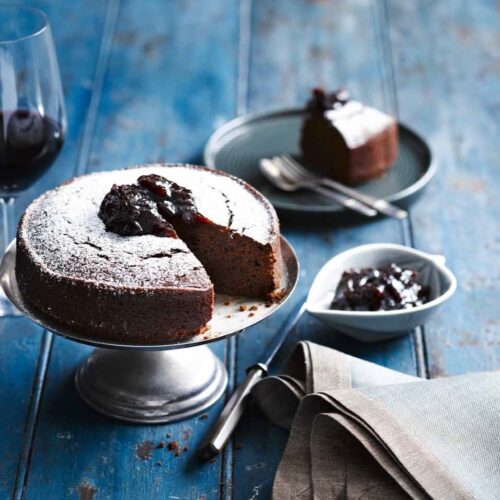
[300, 88, 398, 185]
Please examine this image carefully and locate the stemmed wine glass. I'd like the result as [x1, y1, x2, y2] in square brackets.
[0, 5, 66, 316]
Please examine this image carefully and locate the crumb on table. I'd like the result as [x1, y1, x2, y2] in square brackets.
[167, 440, 183, 457]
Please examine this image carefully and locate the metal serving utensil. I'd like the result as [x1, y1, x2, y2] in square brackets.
[279, 154, 408, 220]
[199, 298, 307, 460]
[260, 158, 377, 217]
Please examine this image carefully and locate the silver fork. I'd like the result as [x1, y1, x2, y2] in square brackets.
[260, 158, 377, 217]
[280, 154, 408, 220]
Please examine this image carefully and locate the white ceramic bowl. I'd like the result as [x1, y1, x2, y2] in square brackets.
[306, 243, 457, 342]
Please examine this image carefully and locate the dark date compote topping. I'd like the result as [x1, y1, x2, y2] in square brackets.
[137, 174, 209, 224]
[330, 263, 431, 312]
[306, 87, 350, 113]
[99, 173, 207, 237]
[98, 183, 177, 237]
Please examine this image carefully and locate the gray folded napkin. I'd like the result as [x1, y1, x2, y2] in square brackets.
[252, 341, 500, 499]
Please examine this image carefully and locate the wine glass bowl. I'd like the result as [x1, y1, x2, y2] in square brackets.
[0, 4, 66, 194]
[0, 4, 66, 315]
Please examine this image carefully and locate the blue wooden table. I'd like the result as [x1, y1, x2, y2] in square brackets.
[1, 1, 499, 498]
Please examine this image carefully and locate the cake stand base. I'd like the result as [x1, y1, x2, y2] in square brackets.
[75, 345, 227, 423]
[1, 237, 298, 424]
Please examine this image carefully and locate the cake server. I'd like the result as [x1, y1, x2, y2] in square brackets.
[199, 297, 306, 460]
[278, 154, 408, 219]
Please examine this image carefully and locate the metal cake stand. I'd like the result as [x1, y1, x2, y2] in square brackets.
[0, 238, 298, 424]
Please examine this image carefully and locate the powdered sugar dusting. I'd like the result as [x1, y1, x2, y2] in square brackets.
[133, 164, 278, 244]
[19, 165, 278, 290]
[325, 101, 394, 149]
[19, 174, 208, 290]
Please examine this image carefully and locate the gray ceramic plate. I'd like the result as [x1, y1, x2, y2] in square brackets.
[204, 107, 436, 213]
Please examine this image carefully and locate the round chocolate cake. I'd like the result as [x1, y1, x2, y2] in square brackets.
[16, 164, 282, 343]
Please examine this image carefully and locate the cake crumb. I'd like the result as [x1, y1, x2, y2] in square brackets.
[239, 305, 247, 312]
[265, 301, 272, 308]
[248, 312, 255, 317]
[225, 314, 231, 319]
[167, 440, 182, 457]
[223, 299, 231, 306]
[156, 440, 166, 449]
[249, 305, 258, 311]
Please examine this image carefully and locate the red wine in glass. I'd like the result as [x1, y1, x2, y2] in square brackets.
[0, 6, 66, 315]
[0, 109, 64, 193]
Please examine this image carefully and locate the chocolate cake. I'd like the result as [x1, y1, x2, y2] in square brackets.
[16, 164, 282, 344]
[300, 88, 398, 185]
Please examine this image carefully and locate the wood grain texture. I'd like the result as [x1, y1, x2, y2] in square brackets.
[0, 320, 43, 497]
[386, 0, 500, 376]
[0, 0, 497, 498]
[0, 1, 109, 498]
[231, 1, 420, 498]
[21, 1, 240, 499]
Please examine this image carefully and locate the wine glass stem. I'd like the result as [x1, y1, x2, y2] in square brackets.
[0, 197, 16, 254]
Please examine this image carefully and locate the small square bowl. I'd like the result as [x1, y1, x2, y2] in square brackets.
[306, 243, 457, 342]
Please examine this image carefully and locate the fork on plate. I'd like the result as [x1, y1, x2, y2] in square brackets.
[260, 154, 408, 219]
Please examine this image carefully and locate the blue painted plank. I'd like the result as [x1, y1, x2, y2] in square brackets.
[0, 320, 44, 497]
[23, 1, 240, 499]
[0, 1, 110, 498]
[386, 0, 500, 376]
[3, 1, 497, 499]
[231, 1, 421, 498]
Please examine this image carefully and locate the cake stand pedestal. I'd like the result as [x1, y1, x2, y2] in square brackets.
[0, 238, 298, 423]
[75, 347, 227, 423]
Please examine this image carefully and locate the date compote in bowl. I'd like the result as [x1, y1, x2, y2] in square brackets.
[306, 243, 457, 342]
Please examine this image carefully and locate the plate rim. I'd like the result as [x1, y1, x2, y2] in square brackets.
[204, 106, 437, 213]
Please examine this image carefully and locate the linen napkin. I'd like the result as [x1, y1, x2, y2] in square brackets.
[252, 341, 500, 499]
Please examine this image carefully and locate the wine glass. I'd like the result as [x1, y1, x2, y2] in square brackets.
[0, 5, 66, 316]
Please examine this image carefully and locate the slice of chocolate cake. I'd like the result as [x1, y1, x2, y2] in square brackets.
[159, 166, 282, 299]
[300, 88, 398, 185]
[16, 164, 282, 344]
